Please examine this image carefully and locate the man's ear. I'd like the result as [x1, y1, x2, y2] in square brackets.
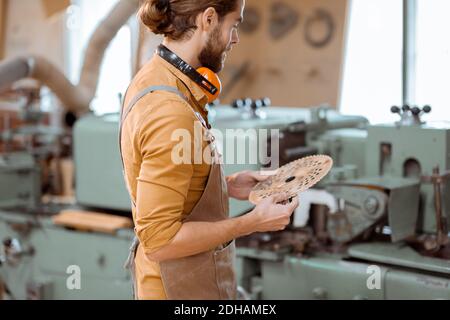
[200, 7, 219, 31]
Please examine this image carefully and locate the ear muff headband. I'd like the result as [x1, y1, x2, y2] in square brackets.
[157, 45, 220, 102]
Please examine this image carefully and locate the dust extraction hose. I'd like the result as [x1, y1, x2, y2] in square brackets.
[0, 0, 140, 114]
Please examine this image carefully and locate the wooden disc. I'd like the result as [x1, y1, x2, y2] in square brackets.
[249, 155, 333, 204]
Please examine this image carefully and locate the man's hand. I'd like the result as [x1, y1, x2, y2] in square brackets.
[226, 171, 271, 201]
[243, 193, 299, 233]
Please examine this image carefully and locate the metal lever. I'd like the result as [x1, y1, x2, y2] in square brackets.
[431, 167, 449, 249]
[421, 168, 450, 251]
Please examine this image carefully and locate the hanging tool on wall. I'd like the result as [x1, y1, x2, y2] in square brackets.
[240, 6, 261, 34]
[304, 9, 335, 49]
[269, 1, 299, 40]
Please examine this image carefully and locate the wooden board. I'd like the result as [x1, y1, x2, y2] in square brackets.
[53, 210, 133, 235]
[220, 0, 349, 108]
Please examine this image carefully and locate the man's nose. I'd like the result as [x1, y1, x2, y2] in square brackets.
[231, 30, 240, 45]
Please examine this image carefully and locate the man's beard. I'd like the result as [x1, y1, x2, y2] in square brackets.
[198, 26, 228, 73]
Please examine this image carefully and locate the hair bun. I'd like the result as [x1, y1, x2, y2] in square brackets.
[156, 0, 170, 11]
[139, 0, 173, 37]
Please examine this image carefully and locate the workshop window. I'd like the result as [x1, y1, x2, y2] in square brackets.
[68, 0, 132, 115]
[416, 0, 450, 122]
[340, 0, 403, 124]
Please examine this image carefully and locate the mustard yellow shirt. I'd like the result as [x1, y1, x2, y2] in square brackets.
[121, 54, 211, 300]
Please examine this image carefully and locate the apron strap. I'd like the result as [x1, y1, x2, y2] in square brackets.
[121, 85, 189, 124]
[123, 236, 140, 269]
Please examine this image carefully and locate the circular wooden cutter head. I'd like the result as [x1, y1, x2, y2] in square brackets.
[249, 155, 333, 205]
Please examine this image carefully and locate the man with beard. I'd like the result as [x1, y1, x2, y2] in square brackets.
[120, 0, 299, 300]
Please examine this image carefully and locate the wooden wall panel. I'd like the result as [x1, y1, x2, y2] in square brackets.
[221, 0, 349, 108]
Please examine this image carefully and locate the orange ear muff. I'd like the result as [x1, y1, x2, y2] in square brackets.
[197, 67, 222, 104]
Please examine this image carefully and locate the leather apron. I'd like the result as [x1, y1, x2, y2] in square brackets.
[119, 85, 237, 300]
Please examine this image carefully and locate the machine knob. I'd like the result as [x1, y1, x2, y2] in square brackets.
[260, 97, 272, 107]
[244, 98, 253, 108]
[251, 99, 264, 110]
[411, 106, 421, 116]
[423, 105, 432, 113]
[402, 105, 411, 112]
[391, 106, 401, 114]
[232, 99, 245, 109]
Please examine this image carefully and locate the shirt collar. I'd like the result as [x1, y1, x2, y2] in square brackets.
[154, 54, 209, 108]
